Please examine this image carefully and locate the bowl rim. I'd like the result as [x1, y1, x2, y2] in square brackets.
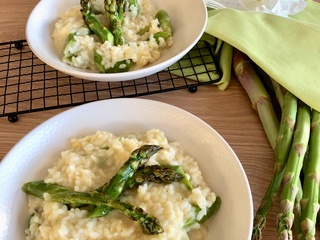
[25, 0, 208, 82]
[0, 98, 253, 240]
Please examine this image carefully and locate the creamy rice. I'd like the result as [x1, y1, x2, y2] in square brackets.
[26, 129, 216, 240]
[52, 0, 174, 72]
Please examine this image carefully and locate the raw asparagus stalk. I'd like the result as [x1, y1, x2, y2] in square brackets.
[252, 91, 298, 240]
[233, 49, 279, 150]
[277, 102, 311, 239]
[298, 109, 320, 239]
[293, 177, 303, 236]
[88, 145, 162, 218]
[270, 77, 284, 109]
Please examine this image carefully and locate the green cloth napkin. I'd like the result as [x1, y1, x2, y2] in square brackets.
[205, 0, 320, 112]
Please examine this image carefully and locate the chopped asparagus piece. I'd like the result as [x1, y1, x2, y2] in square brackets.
[94, 50, 133, 73]
[152, 31, 172, 43]
[155, 10, 173, 35]
[184, 196, 221, 228]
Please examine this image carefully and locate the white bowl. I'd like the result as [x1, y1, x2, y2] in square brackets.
[0, 99, 253, 240]
[25, 0, 207, 82]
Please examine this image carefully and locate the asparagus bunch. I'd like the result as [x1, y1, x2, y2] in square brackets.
[232, 49, 320, 239]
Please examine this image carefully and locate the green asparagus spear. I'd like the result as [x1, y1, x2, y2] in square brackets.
[50, 191, 163, 235]
[88, 145, 163, 218]
[124, 165, 184, 189]
[277, 102, 311, 239]
[22, 181, 164, 235]
[298, 110, 320, 240]
[252, 92, 298, 240]
[21, 180, 72, 198]
[104, 0, 126, 46]
[80, 0, 114, 44]
[94, 164, 184, 192]
[160, 164, 193, 190]
[21, 182, 163, 235]
[24, 165, 183, 211]
[155, 10, 173, 35]
[22, 180, 84, 209]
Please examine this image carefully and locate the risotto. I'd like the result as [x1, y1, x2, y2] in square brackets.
[24, 129, 217, 240]
[52, 0, 174, 72]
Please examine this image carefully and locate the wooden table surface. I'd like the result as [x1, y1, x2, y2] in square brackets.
[0, 1, 318, 239]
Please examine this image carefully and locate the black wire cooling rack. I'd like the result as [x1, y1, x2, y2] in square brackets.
[0, 39, 221, 122]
